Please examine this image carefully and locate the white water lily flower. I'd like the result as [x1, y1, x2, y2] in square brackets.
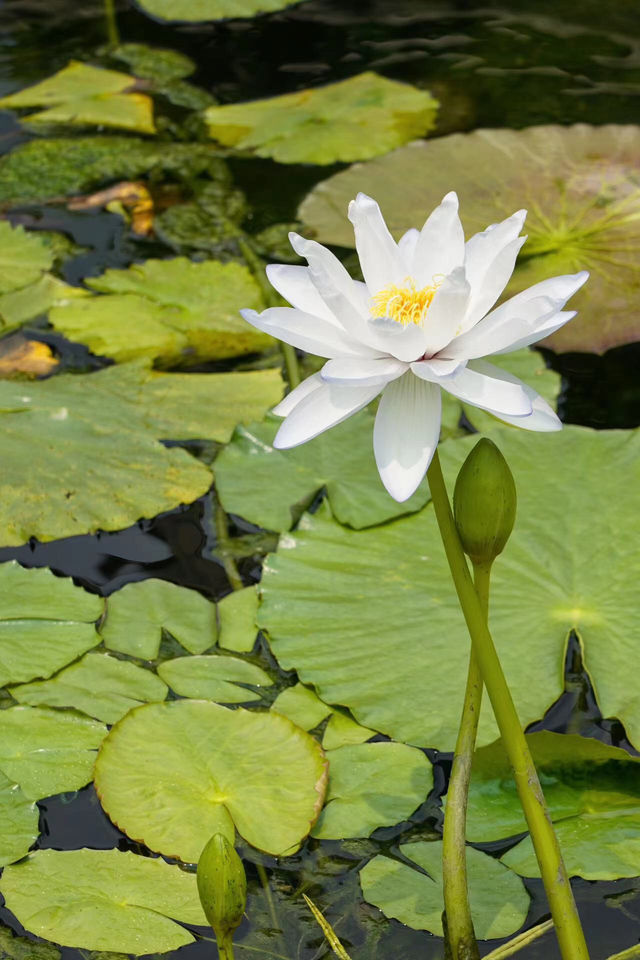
[242, 192, 588, 502]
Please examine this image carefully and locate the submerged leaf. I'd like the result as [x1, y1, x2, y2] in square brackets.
[204, 72, 438, 164]
[0, 848, 207, 954]
[94, 699, 328, 861]
[299, 124, 640, 353]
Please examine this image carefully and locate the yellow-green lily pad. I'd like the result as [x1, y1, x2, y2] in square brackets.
[0, 848, 207, 954]
[271, 683, 373, 748]
[0, 771, 38, 867]
[94, 699, 328, 861]
[135, 0, 307, 21]
[217, 586, 258, 652]
[204, 72, 438, 165]
[157, 654, 272, 703]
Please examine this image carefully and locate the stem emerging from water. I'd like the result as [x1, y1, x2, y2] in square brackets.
[426, 450, 589, 960]
[103, 0, 119, 47]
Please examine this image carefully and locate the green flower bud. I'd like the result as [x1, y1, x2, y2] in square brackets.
[453, 438, 517, 566]
[197, 833, 247, 944]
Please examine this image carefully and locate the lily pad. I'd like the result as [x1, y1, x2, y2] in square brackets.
[9, 652, 168, 724]
[360, 840, 529, 940]
[0, 361, 282, 546]
[50, 258, 269, 366]
[322, 710, 374, 750]
[0, 62, 155, 134]
[94, 699, 328, 861]
[463, 731, 640, 881]
[311, 742, 432, 839]
[0, 562, 102, 687]
[157, 654, 272, 703]
[299, 124, 640, 353]
[259, 426, 640, 750]
[136, 0, 308, 22]
[217, 587, 259, 653]
[0, 771, 38, 867]
[100, 579, 217, 659]
[271, 683, 374, 749]
[204, 72, 438, 165]
[0, 848, 207, 954]
[0, 707, 106, 800]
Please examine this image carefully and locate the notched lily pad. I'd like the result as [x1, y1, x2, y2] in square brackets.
[360, 840, 529, 940]
[0, 848, 207, 954]
[299, 124, 640, 353]
[0, 771, 38, 867]
[204, 72, 438, 165]
[94, 699, 328, 861]
[157, 654, 272, 703]
[271, 682, 374, 749]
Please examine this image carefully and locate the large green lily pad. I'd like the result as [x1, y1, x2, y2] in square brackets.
[0, 707, 106, 800]
[360, 840, 529, 940]
[463, 732, 640, 881]
[157, 654, 272, 703]
[0, 361, 282, 546]
[204, 72, 438, 165]
[300, 124, 640, 353]
[259, 426, 640, 750]
[1, 848, 207, 954]
[136, 0, 307, 21]
[311, 742, 432, 839]
[94, 699, 328, 861]
[100, 579, 217, 659]
[9, 652, 168, 724]
[0, 62, 155, 134]
[0, 562, 102, 686]
[0, 771, 38, 867]
[50, 257, 269, 366]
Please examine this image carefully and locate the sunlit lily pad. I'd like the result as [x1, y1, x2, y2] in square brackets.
[0, 848, 207, 954]
[0, 562, 102, 686]
[462, 732, 640, 881]
[100, 579, 217, 659]
[217, 587, 258, 652]
[135, 0, 307, 21]
[157, 654, 272, 703]
[0, 707, 106, 800]
[204, 73, 438, 165]
[9, 652, 168, 724]
[0, 361, 282, 546]
[0, 62, 155, 134]
[300, 124, 640, 353]
[0, 771, 38, 867]
[271, 683, 374, 749]
[94, 699, 328, 861]
[50, 257, 269, 366]
[259, 426, 640, 750]
[360, 840, 529, 939]
[311, 742, 432, 839]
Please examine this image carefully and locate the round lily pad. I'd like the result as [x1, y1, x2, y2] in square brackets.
[360, 840, 529, 940]
[259, 426, 640, 750]
[94, 699, 328, 861]
[0, 848, 207, 954]
[311, 742, 432, 840]
[135, 0, 307, 22]
[0, 771, 38, 867]
[157, 654, 272, 703]
[300, 124, 640, 353]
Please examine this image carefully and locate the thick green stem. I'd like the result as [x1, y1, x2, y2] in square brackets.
[426, 450, 589, 960]
[103, 0, 119, 46]
[215, 933, 235, 960]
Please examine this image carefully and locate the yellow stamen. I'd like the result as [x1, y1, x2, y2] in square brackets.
[371, 277, 440, 327]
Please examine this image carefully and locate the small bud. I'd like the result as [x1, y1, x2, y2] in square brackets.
[453, 438, 517, 566]
[197, 833, 247, 946]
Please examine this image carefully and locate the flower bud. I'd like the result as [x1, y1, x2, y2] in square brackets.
[453, 438, 517, 566]
[197, 833, 247, 943]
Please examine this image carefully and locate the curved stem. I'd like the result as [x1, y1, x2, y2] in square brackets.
[426, 450, 589, 960]
[483, 919, 554, 959]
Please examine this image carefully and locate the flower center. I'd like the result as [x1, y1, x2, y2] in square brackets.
[370, 277, 439, 327]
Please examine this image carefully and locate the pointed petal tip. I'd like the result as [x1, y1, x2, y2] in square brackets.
[240, 308, 259, 323]
[442, 190, 459, 207]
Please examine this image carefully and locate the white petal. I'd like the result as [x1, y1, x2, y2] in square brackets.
[463, 209, 527, 324]
[440, 365, 533, 417]
[347, 193, 404, 295]
[398, 228, 420, 270]
[462, 235, 526, 332]
[241, 307, 380, 360]
[443, 271, 588, 360]
[411, 357, 467, 381]
[273, 379, 381, 449]
[265, 264, 338, 324]
[491, 311, 576, 354]
[321, 356, 408, 387]
[373, 374, 441, 502]
[412, 192, 465, 287]
[288, 232, 371, 340]
[272, 373, 323, 417]
[469, 360, 561, 431]
[364, 315, 430, 363]
[422, 266, 471, 357]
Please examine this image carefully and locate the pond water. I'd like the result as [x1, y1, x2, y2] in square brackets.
[0, 1, 639, 959]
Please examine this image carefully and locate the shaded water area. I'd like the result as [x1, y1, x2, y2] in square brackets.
[0, 1, 639, 959]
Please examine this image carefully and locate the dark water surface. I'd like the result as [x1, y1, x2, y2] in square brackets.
[0, 1, 639, 958]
